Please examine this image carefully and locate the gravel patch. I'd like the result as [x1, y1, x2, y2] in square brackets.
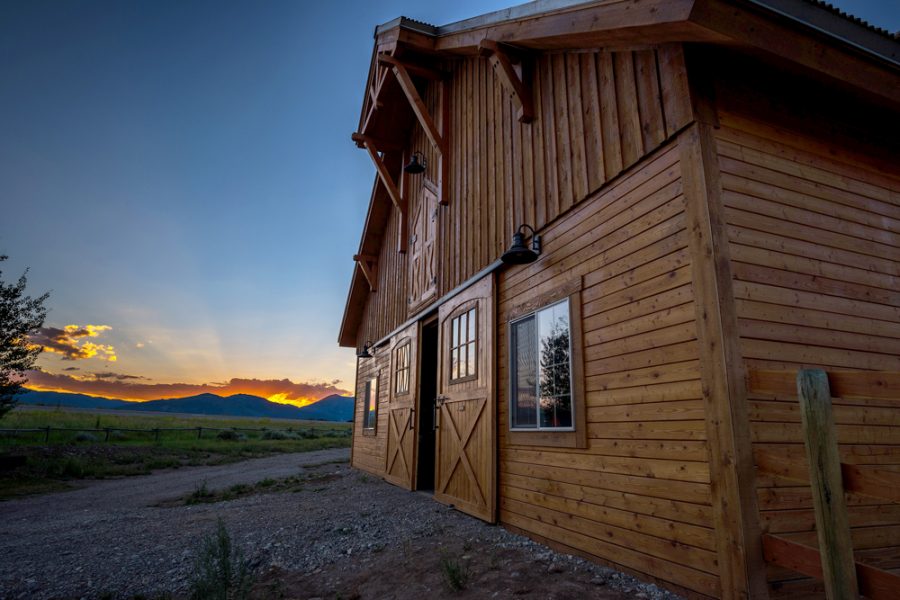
[0, 448, 683, 599]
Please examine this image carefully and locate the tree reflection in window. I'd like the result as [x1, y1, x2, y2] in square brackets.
[510, 299, 572, 430]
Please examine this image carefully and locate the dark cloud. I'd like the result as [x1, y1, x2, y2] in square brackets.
[25, 369, 350, 406]
[29, 325, 116, 361]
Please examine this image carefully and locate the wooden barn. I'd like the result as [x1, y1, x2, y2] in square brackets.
[337, 0, 900, 597]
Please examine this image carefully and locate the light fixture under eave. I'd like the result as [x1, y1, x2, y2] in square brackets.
[403, 151, 427, 175]
[501, 224, 542, 265]
[357, 341, 373, 359]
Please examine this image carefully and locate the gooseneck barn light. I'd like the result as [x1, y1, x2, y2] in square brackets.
[357, 341, 374, 359]
[403, 151, 427, 175]
[501, 224, 542, 265]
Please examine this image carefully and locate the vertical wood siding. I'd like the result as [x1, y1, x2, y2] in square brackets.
[716, 123, 900, 594]
[496, 144, 720, 598]
[355, 46, 687, 346]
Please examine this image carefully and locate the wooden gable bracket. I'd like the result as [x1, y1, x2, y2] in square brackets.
[362, 64, 391, 136]
[351, 132, 409, 253]
[353, 254, 378, 292]
[377, 54, 451, 206]
[478, 40, 534, 124]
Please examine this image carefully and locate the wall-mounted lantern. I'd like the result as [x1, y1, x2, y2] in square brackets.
[501, 224, 542, 265]
[357, 341, 374, 359]
[403, 151, 427, 175]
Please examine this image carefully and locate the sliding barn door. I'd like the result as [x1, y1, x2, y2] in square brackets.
[434, 274, 496, 522]
[408, 186, 438, 312]
[384, 321, 418, 490]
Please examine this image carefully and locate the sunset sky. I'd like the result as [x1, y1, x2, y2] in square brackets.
[1, 1, 896, 406]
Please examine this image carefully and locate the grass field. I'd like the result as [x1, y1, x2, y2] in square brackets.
[0, 406, 352, 500]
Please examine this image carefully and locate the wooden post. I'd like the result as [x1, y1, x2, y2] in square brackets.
[154, 428, 160, 442]
[797, 369, 859, 600]
[197, 427, 202, 439]
[105, 427, 110, 442]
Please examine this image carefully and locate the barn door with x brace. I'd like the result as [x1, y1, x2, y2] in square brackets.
[383, 321, 418, 490]
[433, 274, 496, 522]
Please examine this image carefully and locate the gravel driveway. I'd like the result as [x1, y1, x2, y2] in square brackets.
[0, 448, 681, 599]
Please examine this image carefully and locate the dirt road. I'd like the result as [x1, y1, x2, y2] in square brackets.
[0, 448, 679, 599]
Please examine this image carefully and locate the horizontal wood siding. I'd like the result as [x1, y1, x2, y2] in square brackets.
[351, 350, 389, 477]
[497, 144, 719, 597]
[355, 46, 688, 346]
[716, 123, 900, 592]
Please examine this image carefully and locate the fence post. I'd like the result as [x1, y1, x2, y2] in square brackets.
[45, 426, 50, 443]
[797, 368, 859, 600]
[197, 427, 202, 439]
[154, 428, 160, 442]
[105, 427, 110, 442]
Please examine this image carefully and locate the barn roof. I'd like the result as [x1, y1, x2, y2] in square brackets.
[338, 0, 900, 348]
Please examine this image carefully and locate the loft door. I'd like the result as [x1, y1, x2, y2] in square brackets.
[408, 185, 438, 312]
[384, 321, 418, 490]
[433, 274, 496, 522]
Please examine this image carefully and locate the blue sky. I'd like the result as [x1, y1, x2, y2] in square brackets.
[0, 0, 896, 402]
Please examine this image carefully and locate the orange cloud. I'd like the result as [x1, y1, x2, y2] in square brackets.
[29, 324, 117, 362]
[25, 369, 350, 407]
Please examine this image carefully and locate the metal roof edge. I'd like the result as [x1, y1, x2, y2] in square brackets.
[746, 0, 899, 68]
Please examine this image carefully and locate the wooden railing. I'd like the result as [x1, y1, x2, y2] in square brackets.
[749, 369, 900, 600]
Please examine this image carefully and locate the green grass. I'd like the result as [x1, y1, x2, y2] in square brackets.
[0, 406, 351, 500]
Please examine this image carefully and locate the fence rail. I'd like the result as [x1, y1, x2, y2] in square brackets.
[750, 368, 900, 600]
[0, 425, 350, 443]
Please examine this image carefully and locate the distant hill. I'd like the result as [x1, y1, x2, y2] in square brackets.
[17, 390, 354, 422]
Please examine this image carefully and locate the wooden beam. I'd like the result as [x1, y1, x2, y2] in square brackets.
[680, 122, 767, 599]
[798, 369, 859, 600]
[391, 62, 446, 154]
[437, 78, 449, 205]
[762, 535, 900, 600]
[351, 132, 404, 152]
[755, 450, 900, 504]
[748, 369, 900, 401]
[479, 40, 534, 123]
[360, 137, 404, 214]
[377, 54, 445, 81]
[354, 256, 378, 292]
[840, 464, 900, 504]
[397, 150, 409, 253]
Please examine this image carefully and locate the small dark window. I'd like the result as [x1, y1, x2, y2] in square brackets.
[362, 377, 378, 430]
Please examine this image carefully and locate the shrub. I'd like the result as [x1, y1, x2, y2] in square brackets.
[439, 555, 470, 592]
[75, 432, 98, 443]
[216, 430, 245, 441]
[261, 430, 295, 441]
[188, 520, 253, 600]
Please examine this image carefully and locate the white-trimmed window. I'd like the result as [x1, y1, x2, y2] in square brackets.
[362, 377, 378, 430]
[509, 299, 573, 430]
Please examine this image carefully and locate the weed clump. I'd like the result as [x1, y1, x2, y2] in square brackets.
[187, 481, 214, 505]
[188, 520, 253, 600]
[439, 554, 471, 592]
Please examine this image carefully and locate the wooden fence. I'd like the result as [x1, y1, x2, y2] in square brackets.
[749, 369, 900, 600]
[0, 425, 350, 443]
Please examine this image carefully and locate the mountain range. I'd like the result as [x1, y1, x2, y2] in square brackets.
[17, 390, 354, 422]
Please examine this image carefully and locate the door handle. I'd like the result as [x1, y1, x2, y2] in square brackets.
[409, 408, 415, 431]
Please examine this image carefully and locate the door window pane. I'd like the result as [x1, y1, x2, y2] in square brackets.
[449, 307, 477, 382]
